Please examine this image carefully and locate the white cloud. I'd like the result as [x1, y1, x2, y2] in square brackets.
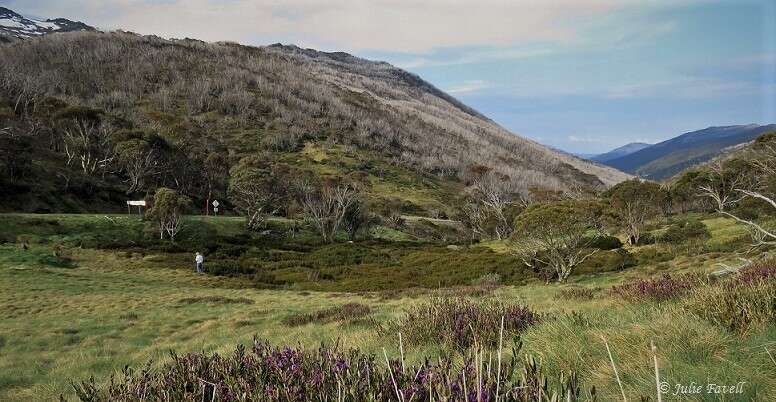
[11, 0, 699, 53]
[445, 80, 493, 94]
[567, 135, 608, 144]
[604, 77, 763, 100]
[396, 47, 555, 69]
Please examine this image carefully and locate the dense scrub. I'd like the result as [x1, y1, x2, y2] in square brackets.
[0, 32, 626, 214]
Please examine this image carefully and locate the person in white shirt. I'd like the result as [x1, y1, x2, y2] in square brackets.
[195, 252, 204, 273]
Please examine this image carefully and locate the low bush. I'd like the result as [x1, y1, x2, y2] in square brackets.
[634, 246, 674, 265]
[387, 298, 540, 349]
[37, 253, 76, 269]
[0, 245, 77, 269]
[635, 232, 656, 246]
[609, 273, 706, 302]
[576, 249, 636, 274]
[205, 260, 257, 276]
[585, 234, 622, 250]
[71, 337, 589, 401]
[251, 271, 286, 288]
[282, 303, 372, 327]
[209, 244, 250, 259]
[659, 220, 710, 244]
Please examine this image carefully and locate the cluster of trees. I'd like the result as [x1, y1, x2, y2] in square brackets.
[0, 97, 231, 212]
[228, 155, 372, 242]
[499, 178, 677, 283]
[500, 132, 776, 283]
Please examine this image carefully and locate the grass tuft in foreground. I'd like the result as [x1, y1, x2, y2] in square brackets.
[70, 337, 590, 402]
[385, 298, 540, 349]
[686, 261, 776, 333]
[609, 272, 706, 302]
[282, 303, 372, 327]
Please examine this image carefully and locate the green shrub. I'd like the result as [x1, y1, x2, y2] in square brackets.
[659, 220, 710, 244]
[206, 260, 256, 276]
[586, 234, 622, 250]
[634, 246, 674, 265]
[576, 249, 636, 274]
[210, 244, 249, 259]
[635, 232, 656, 245]
[252, 272, 285, 288]
[37, 253, 76, 268]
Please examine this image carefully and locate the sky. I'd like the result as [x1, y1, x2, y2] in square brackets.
[4, 0, 775, 154]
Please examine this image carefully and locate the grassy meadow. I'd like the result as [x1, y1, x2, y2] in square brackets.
[0, 213, 774, 400]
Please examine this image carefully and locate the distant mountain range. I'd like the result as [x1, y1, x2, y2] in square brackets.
[0, 7, 95, 40]
[593, 124, 776, 180]
[591, 142, 652, 163]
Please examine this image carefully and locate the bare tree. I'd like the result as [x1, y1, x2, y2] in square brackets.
[298, 178, 361, 243]
[697, 160, 750, 211]
[51, 107, 116, 176]
[460, 200, 488, 241]
[465, 171, 521, 240]
[701, 140, 776, 250]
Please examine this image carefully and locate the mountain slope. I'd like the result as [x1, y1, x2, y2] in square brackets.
[592, 142, 651, 163]
[0, 7, 95, 39]
[0, 29, 629, 212]
[602, 125, 776, 180]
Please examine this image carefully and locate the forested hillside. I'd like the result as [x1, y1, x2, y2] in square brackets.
[0, 31, 628, 214]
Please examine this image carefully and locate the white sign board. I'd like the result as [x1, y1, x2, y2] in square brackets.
[212, 200, 220, 208]
[127, 200, 146, 206]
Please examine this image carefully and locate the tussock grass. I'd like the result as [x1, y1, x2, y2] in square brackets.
[685, 265, 776, 334]
[178, 296, 255, 305]
[282, 302, 372, 327]
[555, 286, 598, 301]
[385, 297, 539, 349]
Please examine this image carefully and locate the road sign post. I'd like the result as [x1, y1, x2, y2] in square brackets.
[212, 200, 220, 216]
[126, 200, 147, 216]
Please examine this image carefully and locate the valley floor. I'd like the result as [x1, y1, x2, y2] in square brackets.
[0, 214, 774, 400]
